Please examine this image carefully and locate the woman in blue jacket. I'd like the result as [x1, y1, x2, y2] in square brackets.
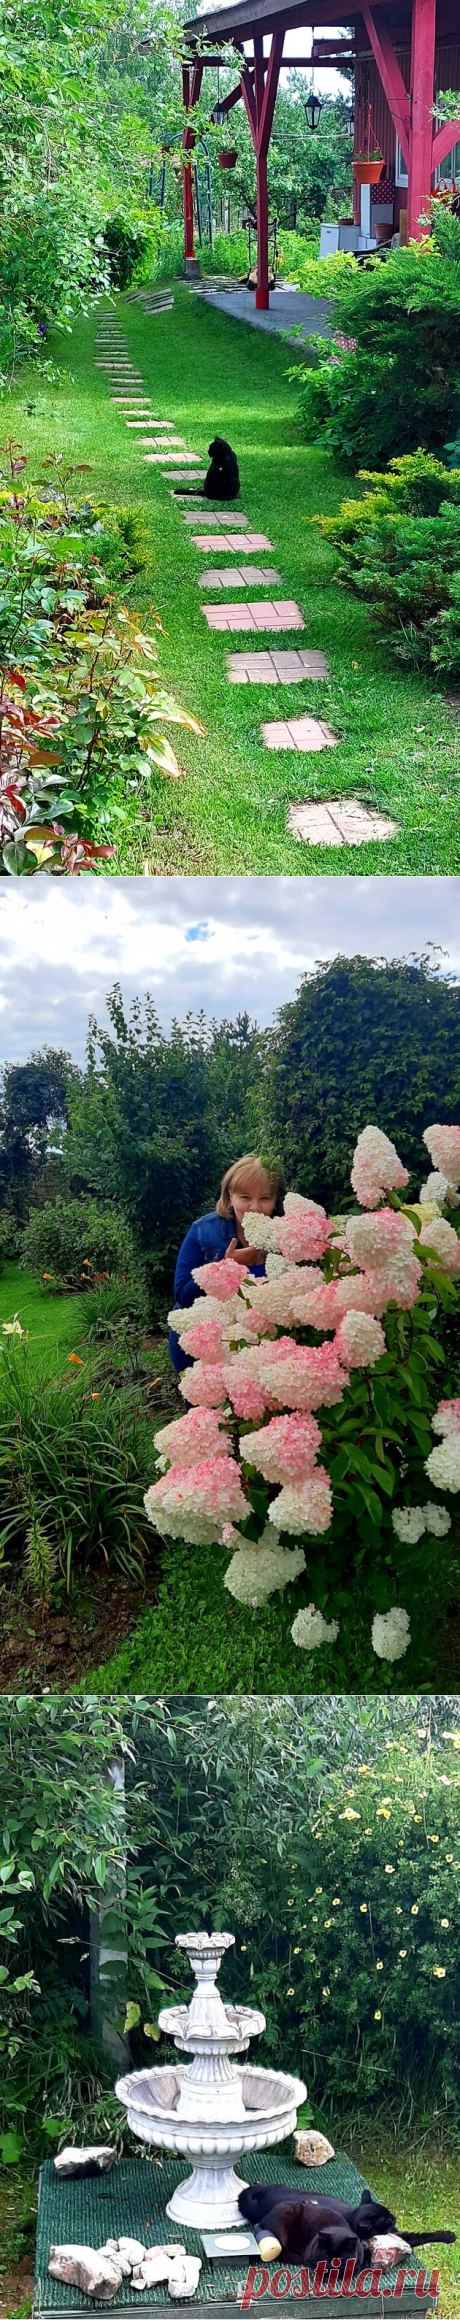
[169, 1152, 285, 1377]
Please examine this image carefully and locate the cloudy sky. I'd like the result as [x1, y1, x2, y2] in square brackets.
[0, 877, 458, 1071]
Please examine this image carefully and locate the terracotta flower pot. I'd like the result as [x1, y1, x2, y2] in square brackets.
[218, 149, 238, 170]
[354, 155, 385, 185]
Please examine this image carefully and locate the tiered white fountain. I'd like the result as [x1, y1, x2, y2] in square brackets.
[116, 1931, 306, 2229]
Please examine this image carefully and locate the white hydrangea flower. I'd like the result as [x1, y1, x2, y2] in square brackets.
[291, 1604, 339, 1651]
[371, 1607, 411, 1661]
[241, 1209, 279, 1251]
[392, 1506, 426, 1544]
[422, 1502, 451, 1538]
[419, 1217, 460, 1274]
[420, 1172, 451, 1211]
[265, 1253, 291, 1278]
[224, 1526, 305, 1607]
[425, 1438, 460, 1493]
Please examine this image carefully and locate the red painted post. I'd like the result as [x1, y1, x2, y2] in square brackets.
[408, 0, 436, 239]
[181, 60, 203, 269]
[256, 147, 269, 308]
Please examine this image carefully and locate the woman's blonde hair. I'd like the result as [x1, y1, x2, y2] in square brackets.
[216, 1153, 285, 1220]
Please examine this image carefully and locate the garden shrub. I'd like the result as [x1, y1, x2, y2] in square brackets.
[102, 215, 148, 288]
[289, 241, 460, 468]
[20, 1196, 136, 1290]
[81, 1275, 150, 1340]
[317, 450, 460, 680]
[145, 1122, 460, 1673]
[0, 442, 200, 873]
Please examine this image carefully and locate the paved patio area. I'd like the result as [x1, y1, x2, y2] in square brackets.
[188, 278, 332, 341]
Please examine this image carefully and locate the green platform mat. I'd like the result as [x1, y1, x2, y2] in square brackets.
[35, 2149, 439, 2319]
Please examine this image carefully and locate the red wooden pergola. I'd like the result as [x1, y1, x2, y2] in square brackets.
[181, 0, 460, 306]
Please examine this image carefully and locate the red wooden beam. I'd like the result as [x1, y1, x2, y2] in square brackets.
[361, 5, 410, 165]
[432, 117, 460, 170]
[259, 28, 285, 155]
[212, 79, 250, 120]
[408, 0, 436, 237]
[240, 28, 284, 309]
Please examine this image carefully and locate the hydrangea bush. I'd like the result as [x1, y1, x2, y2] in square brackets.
[145, 1125, 460, 1665]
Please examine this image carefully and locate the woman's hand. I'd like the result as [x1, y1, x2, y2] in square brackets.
[227, 1237, 262, 1269]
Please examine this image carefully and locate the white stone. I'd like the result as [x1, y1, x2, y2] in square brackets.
[48, 2245, 122, 2298]
[293, 2129, 335, 2166]
[54, 2145, 116, 2176]
[169, 2255, 202, 2298]
[370, 2236, 413, 2269]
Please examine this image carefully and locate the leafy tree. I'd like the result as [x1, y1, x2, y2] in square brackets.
[265, 952, 460, 1211]
[66, 989, 261, 1308]
[0, 1048, 72, 1212]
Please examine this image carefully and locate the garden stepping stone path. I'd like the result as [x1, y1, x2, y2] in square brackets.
[227, 648, 329, 683]
[288, 798, 399, 844]
[203, 600, 304, 633]
[263, 714, 336, 747]
[92, 315, 401, 847]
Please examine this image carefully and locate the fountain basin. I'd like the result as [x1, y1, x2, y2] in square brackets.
[115, 2065, 306, 2226]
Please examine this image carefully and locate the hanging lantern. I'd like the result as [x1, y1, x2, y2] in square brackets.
[305, 89, 323, 132]
[213, 102, 226, 127]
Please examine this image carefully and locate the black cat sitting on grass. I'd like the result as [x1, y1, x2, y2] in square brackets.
[177, 436, 239, 501]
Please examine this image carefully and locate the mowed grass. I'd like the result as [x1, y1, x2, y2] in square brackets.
[0, 1264, 83, 1375]
[3, 282, 460, 875]
[87, 1528, 458, 1699]
[348, 2137, 460, 2319]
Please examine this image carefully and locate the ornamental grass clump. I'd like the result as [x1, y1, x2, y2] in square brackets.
[145, 1123, 460, 1663]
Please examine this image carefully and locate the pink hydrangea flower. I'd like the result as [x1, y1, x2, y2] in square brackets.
[258, 1337, 348, 1411]
[419, 1218, 460, 1274]
[192, 1258, 248, 1299]
[334, 1311, 386, 1368]
[275, 1195, 331, 1264]
[335, 1274, 383, 1316]
[431, 1398, 460, 1437]
[179, 1315, 226, 1362]
[364, 1256, 422, 1312]
[179, 1360, 228, 1407]
[291, 1280, 342, 1330]
[351, 1127, 409, 1208]
[144, 1453, 247, 1543]
[339, 1209, 414, 1269]
[154, 1407, 227, 1468]
[422, 1124, 460, 1188]
[241, 1412, 322, 1484]
[269, 1468, 332, 1535]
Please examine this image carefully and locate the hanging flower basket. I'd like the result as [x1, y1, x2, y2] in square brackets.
[354, 154, 385, 185]
[218, 149, 238, 170]
[353, 103, 385, 186]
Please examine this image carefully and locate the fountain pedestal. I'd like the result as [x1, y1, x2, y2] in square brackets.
[116, 1931, 306, 2231]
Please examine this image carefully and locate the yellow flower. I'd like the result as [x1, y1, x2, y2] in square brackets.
[385, 1865, 395, 1875]
[440, 1920, 450, 1929]
[287, 1899, 294, 1907]
[241, 1945, 247, 1951]
[339, 1809, 360, 1821]
[395, 1906, 402, 1915]
[413, 1815, 422, 1822]
[376, 1808, 391, 1819]
[322, 1987, 330, 1998]
[433, 1966, 446, 1979]
[411, 1905, 419, 1916]
[293, 1946, 301, 1954]
[324, 1919, 333, 1929]
[332, 1898, 341, 1907]
[358, 1766, 370, 1775]
[427, 1835, 439, 1843]
[315, 1887, 323, 1895]
[399, 1950, 407, 1959]
[381, 1798, 392, 1807]
[374, 2010, 382, 2021]
[359, 1904, 368, 1914]
[286, 1986, 295, 1996]
[376, 1961, 383, 1972]
[445, 1855, 453, 1863]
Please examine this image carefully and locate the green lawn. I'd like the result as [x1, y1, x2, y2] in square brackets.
[3, 281, 460, 874]
[87, 1527, 458, 1699]
[0, 1264, 84, 1375]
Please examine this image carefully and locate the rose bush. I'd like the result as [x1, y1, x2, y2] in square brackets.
[145, 1123, 460, 1663]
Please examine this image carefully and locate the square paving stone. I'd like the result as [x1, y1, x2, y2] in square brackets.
[199, 566, 282, 589]
[124, 418, 175, 428]
[143, 450, 200, 464]
[262, 714, 336, 749]
[181, 510, 249, 527]
[203, 601, 304, 633]
[287, 798, 399, 845]
[228, 648, 329, 683]
[194, 531, 273, 553]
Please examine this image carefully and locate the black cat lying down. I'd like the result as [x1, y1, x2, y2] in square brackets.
[238, 2185, 456, 2277]
[176, 435, 239, 501]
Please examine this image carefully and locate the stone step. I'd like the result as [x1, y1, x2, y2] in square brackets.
[193, 531, 274, 553]
[203, 600, 304, 633]
[181, 510, 249, 527]
[227, 647, 329, 683]
[198, 566, 282, 589]
[263, 716, 336, 750]
[288, 798, 398, 844]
